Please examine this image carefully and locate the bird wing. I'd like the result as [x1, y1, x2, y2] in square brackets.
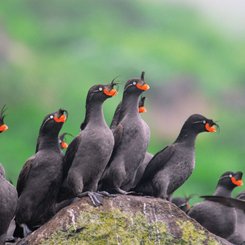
[139, 145, 175, 183]
[16, 156, 35, 196]
[112, 123, 124, 152]
[63, 135, 81, 178]
[201, 195, 245, 212]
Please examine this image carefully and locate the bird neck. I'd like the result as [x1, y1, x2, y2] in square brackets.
[121, 93, 140, 118]
[175, 127, 197, 147]
[36, 134, 60, 153]
[110, 102, 122, 129]
[214, 186, 233, 197]
[83, 101, 106, 128]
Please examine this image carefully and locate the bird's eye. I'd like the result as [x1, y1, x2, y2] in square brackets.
[133, 81, 136, 85]
[202, 120, 206, 124]
[99, 87, 103, 91]
[229, 174, 232, 178]
[50, 115, 54, 119]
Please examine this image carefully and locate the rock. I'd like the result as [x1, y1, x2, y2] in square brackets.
[18, 195, 231, 245]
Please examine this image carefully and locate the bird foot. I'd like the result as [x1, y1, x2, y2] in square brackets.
[97, 191, 117, 198]
[77, 191, 103, 207]
[5, 235, 16, 242]
[115, 187, 135, 195]
[20, 224, 32, 237]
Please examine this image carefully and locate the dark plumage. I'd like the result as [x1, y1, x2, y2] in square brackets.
[15, 109, 67, 236]
[134, 114, 217, 199]
[63, 81, 117, 206]
[132, 96, 153, 188]
[229, 192, 245, 244]
[188, 171, 243, 240]
[171, 195, 194, 213]
[99, 72, 150, 194]
[0, 165, 17, 245]
[110, 95, 152, 188]
[202, 191, 245, 244]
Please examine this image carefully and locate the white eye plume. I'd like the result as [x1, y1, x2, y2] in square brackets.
[202, 120, 206, 124]
[133, 81, 136, 85]
[99, 87, 103, 91]
[50, 115, 54, 119]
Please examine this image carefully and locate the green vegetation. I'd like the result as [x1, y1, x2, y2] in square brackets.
[0, 0, 244, 204]
[39, 205, 218, 245]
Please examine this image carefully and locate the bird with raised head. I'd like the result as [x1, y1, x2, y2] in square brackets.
[133, 114, 218, 199]
[15, 109, 68, 237]
[63, 80, 117, 206]
[99, 72, 150, 194]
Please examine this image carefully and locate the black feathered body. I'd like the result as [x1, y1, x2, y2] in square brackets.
[0, 169, 17, 245]
[135, 142, 195, 198]
[188, 171, 242, 241]
[134, 114, 217, 199]
[133, 151, 153, 188]
[131, 117, 151, 188]
[228, 208, 245, 244]
[67, 124, 114, 194]
[188, 200, 236, 239]
[16, 149, 63, 228]
[228, 193, 245, 244]
[101, 111, 150, 192]
[155, 143, 194, 196]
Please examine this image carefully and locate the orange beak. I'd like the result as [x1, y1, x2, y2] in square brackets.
[60, 141, 68, 149]
[205, 123, 216, 133]
[138, 106, 147, 113]
[103, 88, 118, 97]
[54, 114, 67, 123]
[0, 124, 8, 133]
[136, 83, 150, 91]
[231, 177, 243, 186]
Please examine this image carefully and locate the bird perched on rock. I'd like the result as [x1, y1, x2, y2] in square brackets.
[133, 114, 217, 199]
[63, 80, 117, 206]
[188, 171, 243, 240]
[99, 72, 150, 194]
[15, 109, 68, 236]
[108, 95, 152, 189]
[201, 190, 245, 244]
[0, 106, 18, 245]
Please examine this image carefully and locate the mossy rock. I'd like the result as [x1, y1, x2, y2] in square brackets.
[18, 195, 231, 245]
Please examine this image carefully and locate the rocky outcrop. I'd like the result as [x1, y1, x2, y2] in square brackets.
[18, 195, 231, 245]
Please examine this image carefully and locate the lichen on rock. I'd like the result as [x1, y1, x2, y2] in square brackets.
[19, 195, 231, 245]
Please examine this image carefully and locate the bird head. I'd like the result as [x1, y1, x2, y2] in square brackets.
[124, 71, 150, 95]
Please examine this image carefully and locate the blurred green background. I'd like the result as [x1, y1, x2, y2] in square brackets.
[0, 0, 245, 204]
